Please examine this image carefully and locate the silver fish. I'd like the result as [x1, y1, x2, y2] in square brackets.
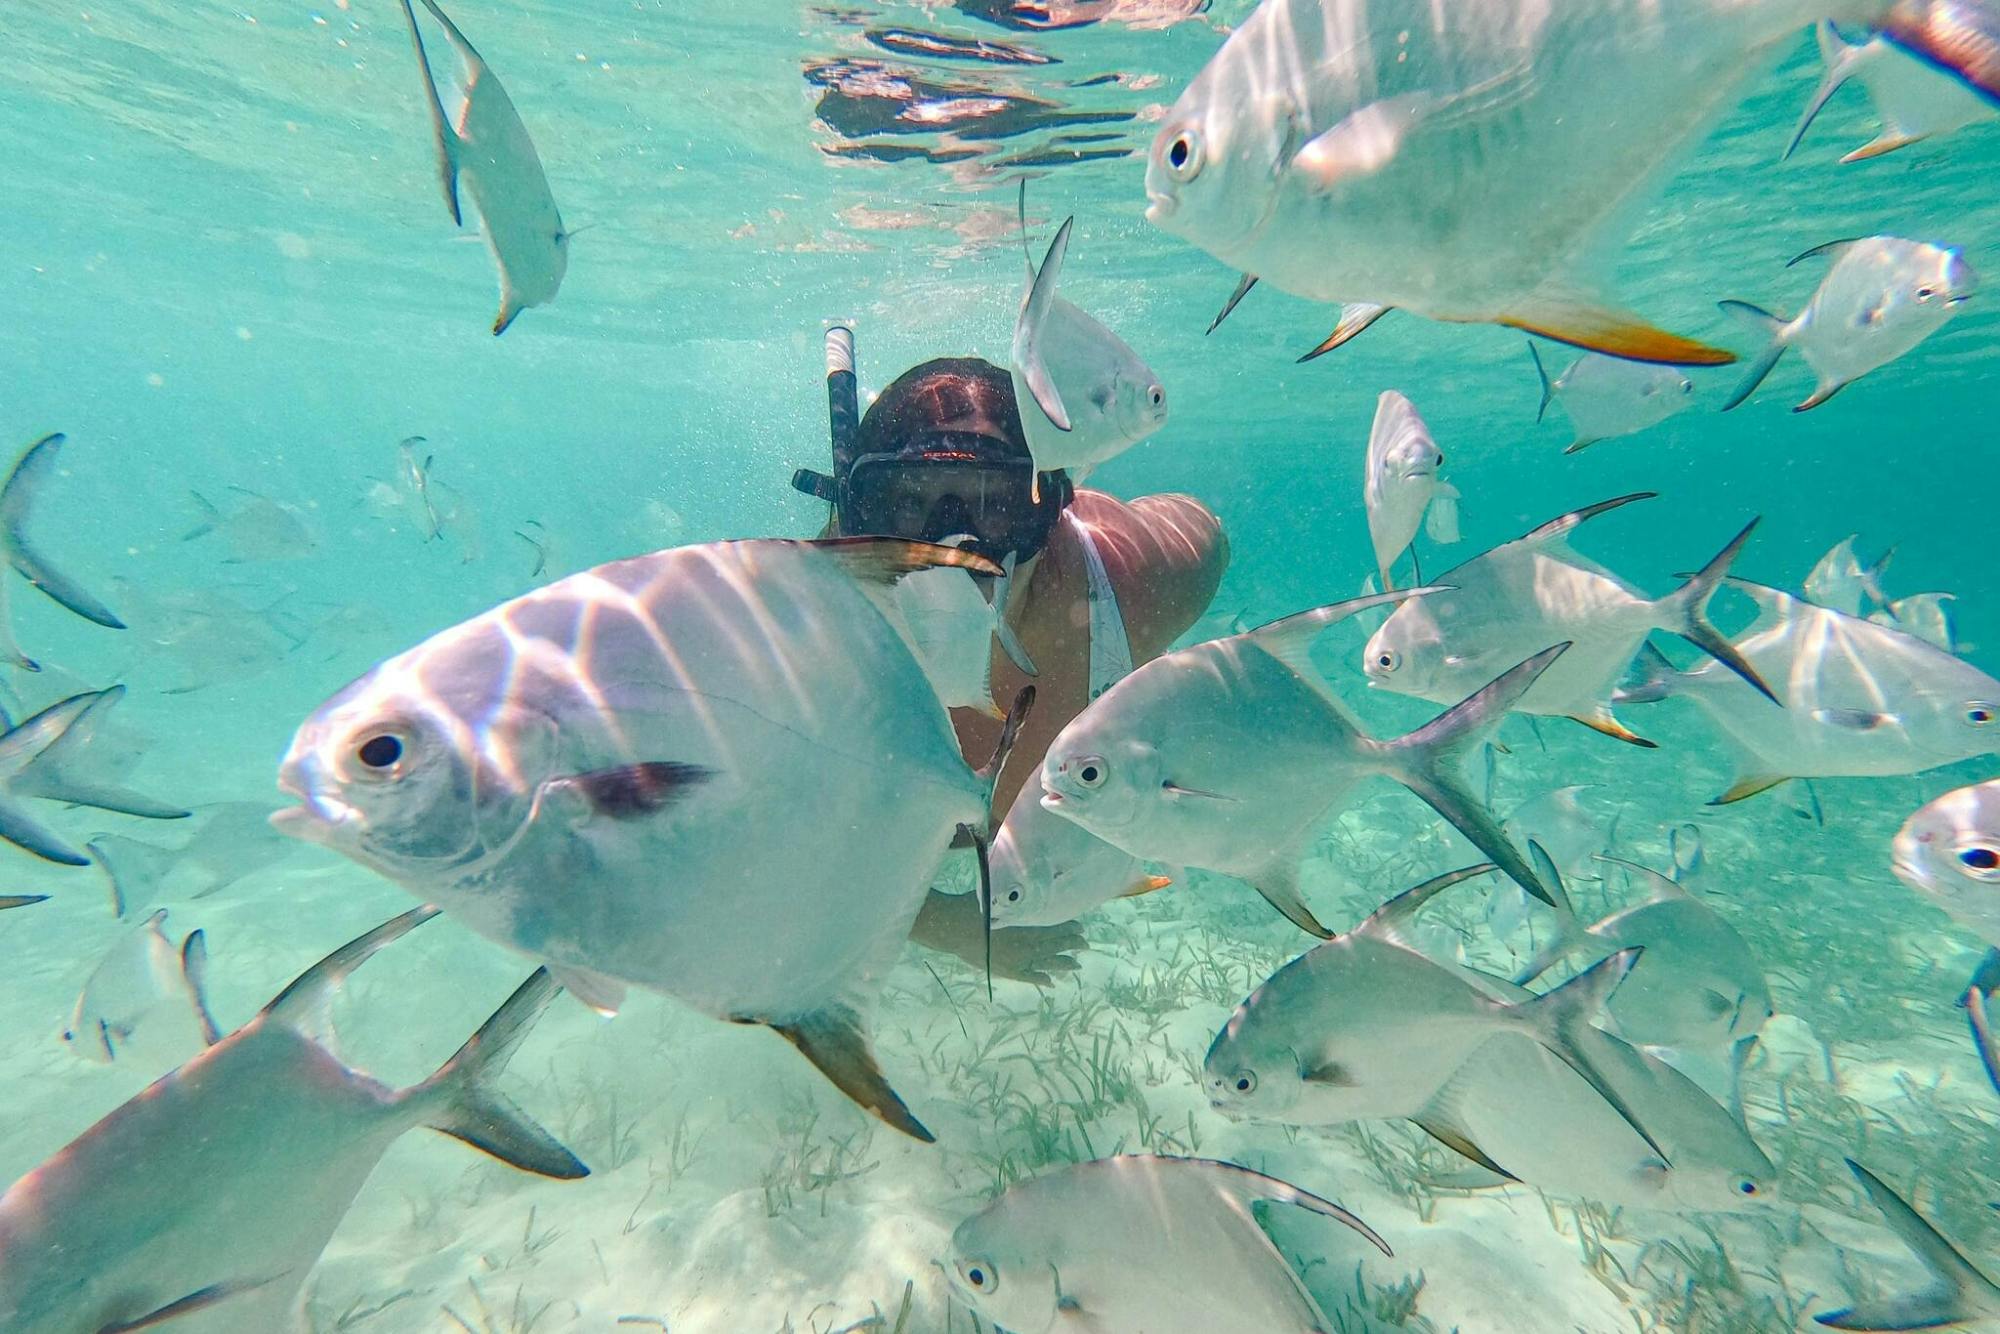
[1362, 494, 1774, 747]
[1816, 1158, 2000, 1329]
[1892, 777, 2000, 946]
[1722, 236, 1978, 412]
[0, 434, 125, 667]
[0, 689, 173, 866]
[990, 774, 1170, 928]
[1011, 190, 1168, 494]
[4, 684, 187, 824]
[946, 1154, 1390, 1334]
[1142, 0, 1999, 365]
[181, 487, 319, 563]
[275, 538, 1006, 1141]
[1529, 343, 1695, 454]
[91, 802, 298, 919]
[1787, 20, 1998, 163]
[1363, 390, 1458, 592]
[1513, 846, 1771, 1054]
[1623, 580, 2000, 802]
[1804, 534, 1894, 616]
[59, 909, 206, 1067]
[0, 907, 585, 1333]
[396, 435, 443, 540]
[1040, 589, 1564, 938]
[401, 0, 569, 335]
[1203, 866, 1665, 1156]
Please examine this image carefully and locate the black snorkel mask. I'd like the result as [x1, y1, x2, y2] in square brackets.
[792, 328, 1070, 564]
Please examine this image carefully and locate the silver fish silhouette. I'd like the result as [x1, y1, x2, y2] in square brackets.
[1529, 343, 1695, 454]
[1788, 20, 1998, 163]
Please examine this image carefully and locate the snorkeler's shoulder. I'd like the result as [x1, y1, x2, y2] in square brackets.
[1066, 489, 1228, 657]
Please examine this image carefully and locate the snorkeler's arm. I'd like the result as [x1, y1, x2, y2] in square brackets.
[1073, 491, 1229, 658]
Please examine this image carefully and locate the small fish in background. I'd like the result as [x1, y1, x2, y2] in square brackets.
[1803, 534, 1893, 616]
[0, 432, 125, 670]
[181, 487, 319, 563]
[990, 775, 1169, 927]
[399, 0, 569, 334]
[515, 518, 551, 578]
[1721, 236, 1977, 412]
[0, 907, 586, 1333]
[110, 579, 297, 692]
[1787, 21, 1998, 164]
[0, 688, 187, 866]
[1040, 590, 1565, 938]
[1202, 866, 1664, 1158]
[864, 547, 1036, 718]
[275, 537, 1012, 1142]
[4, 683, 186, 824]
[1362, 493, 1775, 747]
[396, 435, 443, 540]
[1621, 581, 2000, 802]
[59, 909, 208, 1067]
[1870, 592, 1961, 653]
[91, 801, 300, 918]
[1512, 844, 1771, 1055]
[944, 1155, 1389, 1334]
[0, 893, 45, 912]
[1529, 342, 1695, 454]
[1487, 784, 1615, 943]
[1815, 1159, 2000, 1329]
[1363, 390, 1459, 592]
[1010, 185, 1168, 496]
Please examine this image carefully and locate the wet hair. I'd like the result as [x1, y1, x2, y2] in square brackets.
[848, 357, 1030, 470]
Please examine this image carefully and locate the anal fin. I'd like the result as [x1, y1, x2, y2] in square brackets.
[1246, 859, 1333, 939]
[762, 1004, 934, 1143]
[1493, 298, 1736, 367]
[1568, 709, 1657, 748]
[1298, 302, 1391, 362]
[1411, 1113, 1520, 1183]
[1709, 775, 1790, 805]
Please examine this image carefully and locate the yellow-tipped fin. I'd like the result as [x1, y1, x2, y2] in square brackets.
[1118, 874, 1174, 899]
[1710, 775, 1790, 805]
[1493, 298, 1736, 367]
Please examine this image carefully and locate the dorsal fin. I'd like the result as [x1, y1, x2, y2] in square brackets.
[1516, 493, 1656, 548]
[261, 906, 441, 1031]
[1356, 864, 1500, 943]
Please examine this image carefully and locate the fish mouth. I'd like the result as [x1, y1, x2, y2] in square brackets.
[1144, 191, 1176, 224]
[1889, 833, 1935, 894]
[272, 765, 355, 844]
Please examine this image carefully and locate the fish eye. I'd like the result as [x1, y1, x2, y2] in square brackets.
[1959, 846, 2000, 876]
[1164, 129, 1203, 182]
[1738, 1180, 1759, 1196]
[1232, 1070, 1256, 1094]
[1681, 379, 1694, 394]
[1968, 704, 1997, 726]
[958, 1258, 998, 1293]
[1074, 757, 1107, 789]
[1374, 649, 1401, 673]
[1148, 384, 1165, 409]
[357, 734, 404, 769]
[1005, 886, 1023, 903]
[1434, 451, 1445, 466]
[1918, 286, 1937, 301]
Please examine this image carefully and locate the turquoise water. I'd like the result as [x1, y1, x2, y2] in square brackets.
[2, 2, 1999, 1330]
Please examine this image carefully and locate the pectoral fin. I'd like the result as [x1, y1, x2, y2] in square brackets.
[1494, 297, 1736, 367]
[1298, 302, 1392, 362]
[1207, 273, 1258, 334]
[1813, 707, 1895, 731]
[761, 1004, 934, 1142]
[1288, 93, 1439, 191]
[547, 762, 715, 820]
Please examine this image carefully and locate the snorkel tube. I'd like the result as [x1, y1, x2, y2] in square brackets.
[792, 322, 857, 509]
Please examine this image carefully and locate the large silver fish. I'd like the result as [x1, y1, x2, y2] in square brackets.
[400, 0, 569, 335]
[945, 1154, 1390, 1334]
[1513, 845, 1771, 1054]
[1529, 343, 1695, 454]
[1623, 579, 2000, 802]
[1039, 589, 1563, 938]
[990, 774, 1170, 928]
[1362, 495, 1774, 747]
[1363, 390, 1458, 592]
[1787, 20, 1999, 163]
[0, 907, 584, 1333]
[1011, 199, 1169, 495]
[1144, 0, 2000, 365]
[1722, 236, 1978, 411]
[276, 537, 1006, 1141]
[1202, 866, 1665, 1155]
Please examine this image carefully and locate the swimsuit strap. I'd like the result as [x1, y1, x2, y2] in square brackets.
[1065, 509, 1134, 701]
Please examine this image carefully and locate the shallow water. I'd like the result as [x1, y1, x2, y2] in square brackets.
[3, 2, 2000, 1330]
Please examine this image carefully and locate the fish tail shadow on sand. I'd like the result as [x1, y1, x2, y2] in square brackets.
[1368, 643, 1570, 908]
[1816, 1158, 2000, 1328]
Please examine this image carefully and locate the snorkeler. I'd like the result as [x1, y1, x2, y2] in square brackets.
[794, 332, 1228, 983]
